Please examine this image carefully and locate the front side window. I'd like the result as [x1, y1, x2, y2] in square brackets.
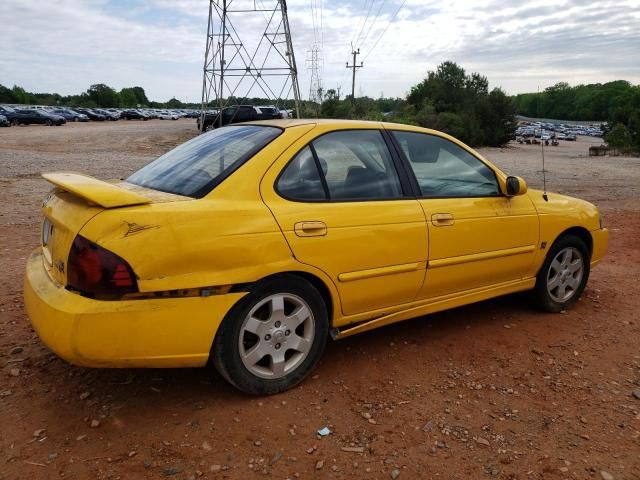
[127, 125, 281, 198]
[276, 130, 403, 202]
[392, 131, 500, 198]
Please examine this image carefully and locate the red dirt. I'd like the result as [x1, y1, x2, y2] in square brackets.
[1, 121, 639, 480]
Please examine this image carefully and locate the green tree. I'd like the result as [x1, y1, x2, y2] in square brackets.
[166, 97, 183, 109]
[605, 123, 631, 150]
[119, 86, 149, 107]
[404, 61, 515, 146]
[0, 84, 18, 103]
[87, 84, 119, 107]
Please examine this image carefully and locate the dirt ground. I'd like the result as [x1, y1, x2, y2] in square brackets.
[1, 120, 639, 480]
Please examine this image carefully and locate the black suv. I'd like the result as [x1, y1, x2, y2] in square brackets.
[197, 105, 271, 131]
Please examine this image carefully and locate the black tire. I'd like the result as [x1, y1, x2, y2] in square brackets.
[11, 119, 19, 126]
[46, 120, 53, 126]
[533, 234, 590, 312]
[211, 274, 328, 395]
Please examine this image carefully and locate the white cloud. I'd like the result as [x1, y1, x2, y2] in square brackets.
[0, 0, 638, 102]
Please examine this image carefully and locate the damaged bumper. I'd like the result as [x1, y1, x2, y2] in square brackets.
[24, 249, 245, 368]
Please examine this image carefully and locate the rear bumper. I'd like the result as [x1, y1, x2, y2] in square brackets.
[590, 227, 608, 267]
[24, 249, 246, 368]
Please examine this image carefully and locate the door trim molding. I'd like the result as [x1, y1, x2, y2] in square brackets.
[428, 245, 536, 269]
[332, 277, 536, 338]
[338, 262, 424, 283]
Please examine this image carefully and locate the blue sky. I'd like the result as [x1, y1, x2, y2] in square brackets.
[1, 0, 639, 102]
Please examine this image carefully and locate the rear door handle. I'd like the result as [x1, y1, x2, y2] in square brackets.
[294, 221, 327, 237]
[431, 213, 455, 226]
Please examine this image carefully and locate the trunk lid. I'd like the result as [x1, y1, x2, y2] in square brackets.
[40, 173, 185, 286]
[42, 173, 151, 208]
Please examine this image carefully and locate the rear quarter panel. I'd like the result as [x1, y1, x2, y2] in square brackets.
[78, 124, 340, 298]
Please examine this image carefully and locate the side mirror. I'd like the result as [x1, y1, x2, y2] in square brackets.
[505, 176, 528, 196]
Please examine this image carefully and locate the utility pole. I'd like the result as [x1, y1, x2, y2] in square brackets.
[346, 48, 363, 101]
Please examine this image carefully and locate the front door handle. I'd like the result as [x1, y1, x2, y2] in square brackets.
[431, 213, 455, 227]
[294, 221, 327, 237]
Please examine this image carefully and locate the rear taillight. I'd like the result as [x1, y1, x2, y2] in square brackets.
[67, 236, 138, 299]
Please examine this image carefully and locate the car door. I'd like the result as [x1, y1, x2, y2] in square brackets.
[261, 126, 428, 316]
[388, 129, 539, 299]
[17, 110, 33, 124]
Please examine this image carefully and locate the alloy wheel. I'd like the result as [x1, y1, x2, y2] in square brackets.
[238, 293, 315, 379]
[546, 247, 584, 303]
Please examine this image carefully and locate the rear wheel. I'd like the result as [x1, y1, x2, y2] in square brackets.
[46, 120, 53, 126]
[10, 119, 19, 126]
[534, 235, 590, 312]
[212, 275, 328, 395]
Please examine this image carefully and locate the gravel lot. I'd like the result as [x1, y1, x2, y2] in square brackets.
[1, 120, 639, 480]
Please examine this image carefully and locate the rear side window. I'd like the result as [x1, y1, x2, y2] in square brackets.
[276, 130, 403, 201]
[277, 146, 326, 200]
[127, 125, 281, 198]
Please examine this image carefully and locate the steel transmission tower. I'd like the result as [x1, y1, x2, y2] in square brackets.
[199, 0, 302, 131]
[307, 45, 323, 107]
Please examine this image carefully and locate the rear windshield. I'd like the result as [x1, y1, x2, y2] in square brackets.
[127, 125, 282, 198]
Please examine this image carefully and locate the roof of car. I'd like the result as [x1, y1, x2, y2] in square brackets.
[245, 118, 424, 131]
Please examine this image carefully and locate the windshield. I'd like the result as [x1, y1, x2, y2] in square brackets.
[127, 125, 282, 198]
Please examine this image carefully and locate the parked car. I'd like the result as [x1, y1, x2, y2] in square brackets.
[120, 109, 148, 120]
[256, 105, 282, 119]
[7, 108, 65, 126]
[73, 108, 106, 121]
[24, 120, 608, 395]
[0, 105, 16, 116]
[141, 109, 159, 119]
[0, 114, 8, 127]
[156, 110, 179, 120]
[50, 109, 89, 122]
[94, 109, 119, 121]
[103, 108, 122, 119]
[197, 105, 266, 131]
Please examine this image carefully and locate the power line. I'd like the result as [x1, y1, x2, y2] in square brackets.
[360, 0, 387, 47]
[363, 0, 407, 61]
[353, 0, 376, 47]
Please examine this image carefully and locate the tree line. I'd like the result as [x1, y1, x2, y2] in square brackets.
[0, 83, 168, 109]
[314, 61, 515, 147]
[512, 81, 639, 153]
[2, 63, 638, 150]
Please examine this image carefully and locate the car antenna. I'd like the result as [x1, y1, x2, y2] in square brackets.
[538, 85, 549, 202]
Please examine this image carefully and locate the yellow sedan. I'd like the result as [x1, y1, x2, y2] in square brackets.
[24, 120, 608, 394]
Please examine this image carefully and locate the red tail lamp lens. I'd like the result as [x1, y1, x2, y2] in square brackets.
[67, 236, 138, 298]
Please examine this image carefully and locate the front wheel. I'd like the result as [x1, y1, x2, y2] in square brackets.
[212, 275, 328, 395]
[534, 235, 590, 312]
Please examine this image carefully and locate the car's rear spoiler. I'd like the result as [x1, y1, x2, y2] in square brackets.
[42, 172, 151, 208]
